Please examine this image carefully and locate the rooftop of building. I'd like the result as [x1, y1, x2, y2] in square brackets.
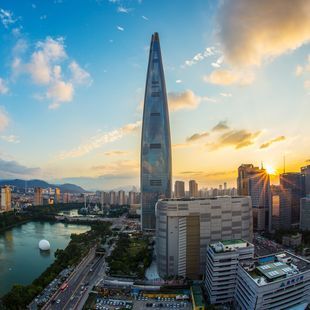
[210, 239, 253, 253]
[241, 252, 310, 286]
[160, 196, 248, 202]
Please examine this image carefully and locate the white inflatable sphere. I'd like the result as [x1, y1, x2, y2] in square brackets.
[39, 239, 51, 251]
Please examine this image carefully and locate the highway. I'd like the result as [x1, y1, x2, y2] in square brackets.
[40, 239, 116, 310]
[42, 247, 97, 310]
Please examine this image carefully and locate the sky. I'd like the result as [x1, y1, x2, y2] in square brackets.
[0, 0, 309, 191]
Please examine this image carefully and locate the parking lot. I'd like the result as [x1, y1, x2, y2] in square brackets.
[95, 297, 133, 309]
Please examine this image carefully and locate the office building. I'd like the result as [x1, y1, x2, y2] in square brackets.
[140, 32, 172, 230]
[1, 186, 11, 212]
[174, 181, 185, 198]
[54, 187, 61, 204]
[270, 185, 292, 230]
[301, 165, 310, 196]
[189, 180, 198, 198]
[128, 191, 137, 205]
[300, 197, 310, 230]
[109, 191, 116, 205]
[34, 187, 43, 206]
[205, 240, 254, 305]
[235, 252, 310, 310]
[237, 164, 271, 231]
[280, 172, 303, 225]
[156, 196, 253, 279]
[118, 190, 126, 205]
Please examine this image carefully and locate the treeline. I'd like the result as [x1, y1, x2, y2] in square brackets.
[1, 221, 111, 310]
[107, 233, 153, 279]
[0, 203, 84, 232]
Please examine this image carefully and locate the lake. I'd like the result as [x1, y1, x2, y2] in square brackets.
[0, 221, 90, 296]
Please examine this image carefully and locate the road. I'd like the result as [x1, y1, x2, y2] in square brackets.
[42, 247, 97, 310]
[40, 239, 116, 310]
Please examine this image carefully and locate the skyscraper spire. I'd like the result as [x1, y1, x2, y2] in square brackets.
[140, 33, 172, 230]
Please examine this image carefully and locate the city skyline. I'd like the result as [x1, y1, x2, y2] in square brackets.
[0, 0, 309, 190]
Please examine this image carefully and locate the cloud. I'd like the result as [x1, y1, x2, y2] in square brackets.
[117, 6, 131, 13]
[69, 61, 92, 85]
[104, 150, 129, 156]
[217, 0, 310, 67]
[0, 158, 39, 177]
[0, 78, 9, 94]
[47, 80, 74, 109]
[0, 8, 18, 28]
[212, 121, 229, 132]
[92, 160, 138, 175]
[142, 15, 149, 21]
[204, 69, 255, 85]
[305, 80, 310, 89]
[220, 92, 232, 97]
[57, 121, 141, 160]
[27, 37, 67, 85]
[179, 170, 236, 178]
[211, 55, 224, 68]
[183, 47, 217, 67]
[210, 129, 261, 150]
[168, 90, 200, 111]
[117, 26, 124, 31]
[186, 132, 209, 142]
[0, 108, 9, 132]
[1, 135, 20, 143]
[168, 90, 215, 112]
[260, 135, 286, 149]
[12, 36, 91, 109]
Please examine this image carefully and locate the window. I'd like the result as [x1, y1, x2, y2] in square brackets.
[150, 179, 162, 186]
[151, 112, 160, 116]
[150, 143, 161, 149]
[151, 92, 161, 97]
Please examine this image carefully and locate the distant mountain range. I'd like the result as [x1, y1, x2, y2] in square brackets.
[0, 179, 86, 194]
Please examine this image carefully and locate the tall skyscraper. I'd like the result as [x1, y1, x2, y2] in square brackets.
[280, 172, 303, 225]
[301, 165, 310, 196]
[1, 186, 11, 212]
[174, 181, 185, 198]
[34, 187, 43, 206]
[54, 187, 61, 204]
[237, 164, 271, 231]
[189, 180, 198, 197]
[140, 32, 172, 230]
[118, 190, 126, 205]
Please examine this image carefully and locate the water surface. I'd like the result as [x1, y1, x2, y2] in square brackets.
[0, 221, 90, 296]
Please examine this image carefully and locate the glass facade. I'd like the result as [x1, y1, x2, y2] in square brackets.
[140, 32, 172, 230]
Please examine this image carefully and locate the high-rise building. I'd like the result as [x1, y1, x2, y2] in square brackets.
[280, 172, 303, 225]
[237, 164, 271, 231]
[189, 180, 198, 198]
[271, 185, 292, 230]
[205, 240, 254, 305]
[54, 187, 61, 204]
[300, 197, 310, 231]
[174, 181, 185, 198]
[140, 32, 172, 230]
[128, 191, 137, 205]
[235, 252, 310, 310]
[155, 196, 253, 279]
[34, 187, 43, 206]
[301, 165, 310, 196]
[1, 186, 11, 212]
[109, 191, 116, 205]
[118, 190, 126, 205]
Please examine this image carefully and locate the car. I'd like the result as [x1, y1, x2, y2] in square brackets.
[56, 299, 61, 304]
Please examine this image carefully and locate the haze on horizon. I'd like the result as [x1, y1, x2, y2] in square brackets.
[0, 0, 309, 191]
